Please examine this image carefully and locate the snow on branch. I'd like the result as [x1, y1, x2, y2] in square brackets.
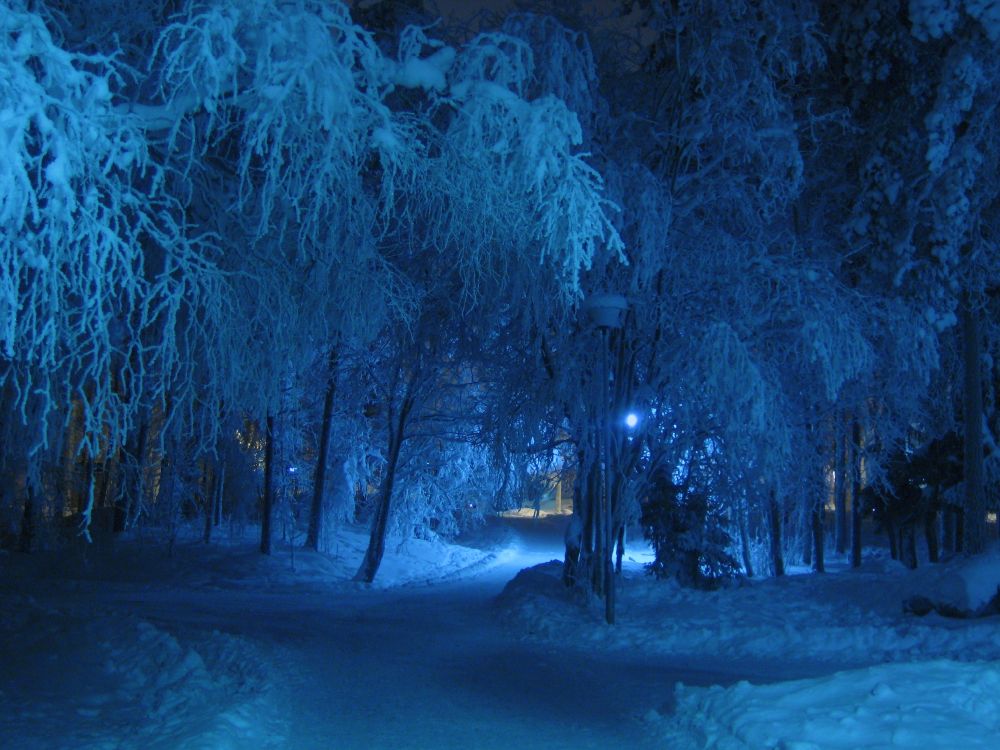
[1, 1, 231, 469]
[441, 30, 623, 299]
[1, 2, 154, 448]
[153, 0, 414, 248]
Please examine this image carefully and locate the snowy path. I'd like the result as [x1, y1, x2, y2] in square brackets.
[108, 516, 682, 749]
[7, 518, 997, 747]
[23, 515, 999, 749]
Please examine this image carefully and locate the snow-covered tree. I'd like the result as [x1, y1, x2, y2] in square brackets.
[833, 0, 1000, 554]
[0, 0, 233, 540]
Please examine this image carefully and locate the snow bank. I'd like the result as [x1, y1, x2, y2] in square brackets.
[497, 551, 1000, 665]
[905, 544, 1000, 616]
[0, 594, 282, 748]
[653, 660, 1000, 750]
[0, 522, 503, 748]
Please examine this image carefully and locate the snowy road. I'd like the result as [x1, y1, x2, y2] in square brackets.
[102, 516, 719, 749]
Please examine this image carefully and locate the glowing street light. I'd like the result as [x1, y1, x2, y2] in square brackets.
[625, 412, 639, 429]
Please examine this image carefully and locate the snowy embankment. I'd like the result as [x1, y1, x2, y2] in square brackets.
[0, 522, 497, 749]
[0, 592, 280, 749]
[657, 660, 1000, 750]
[497, 544, 1000, 749]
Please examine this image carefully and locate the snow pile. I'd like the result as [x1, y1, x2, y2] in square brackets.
[653, 659, 1000, 750]
[905, 544, 1000, 616]
[497, 552, 1000, 664]
[0, 594, 282, 749]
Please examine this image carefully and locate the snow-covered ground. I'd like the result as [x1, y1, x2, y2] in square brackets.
[2, 516, 999, 749]
[498, 540, 1000, 749]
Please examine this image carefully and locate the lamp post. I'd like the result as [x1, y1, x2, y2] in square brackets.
[583, 292, 628, 625]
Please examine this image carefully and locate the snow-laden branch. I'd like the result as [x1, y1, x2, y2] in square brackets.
[1, 1, 231, 472]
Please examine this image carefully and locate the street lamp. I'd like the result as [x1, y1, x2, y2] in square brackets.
[583, 292, 628, 625]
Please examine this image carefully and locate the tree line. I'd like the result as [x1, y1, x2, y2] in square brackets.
[1, 0, 998, 601]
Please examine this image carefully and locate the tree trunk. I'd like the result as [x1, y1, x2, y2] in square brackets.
[834, 426, 847, 555]
[851, 419, 863, 568]
[577, 438, 604, 597]
[925, 506, 940, 563]
[738, 498, 755, 578]
[355, 422, 404, 583]
[214, 464, 225, 527]
[563, 483, 583, 587]
[903, 527, 917, 569]
[355, 388, 415, 583]
[886, 516, 899, 560]
[962, 298, 987, 554]
[768, 490, 784, 577]
[306, 349, 339, 552]
[812, 495, 825, 573]
[202, 461, 216, 544]
[578, 460, 596, 588]
[260, 415, 275, 555]
[113, 419, 148, 533]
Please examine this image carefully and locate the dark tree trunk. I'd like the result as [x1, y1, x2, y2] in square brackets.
[803, 513, 813, 567]
[355, 418, 405, 583]
[202, 462, 216, 545]
[214, 464, 225, 527]
[902, 527, 917, 569]
[306, 349, 339, 552]
[738, 498, 755, 577]
[886, 516, 899, 560]
[851, 420, 863, 568]
[260, 415, 275, 555]
[834, 426, 848, 555]
[113, 419, 148, 534]
[768, 490, 784, 577]
[355, 388, 415, 583]
[962, 298, 987, 554]
[811, 498, 825, 573]
[925, 507, 940, 563]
